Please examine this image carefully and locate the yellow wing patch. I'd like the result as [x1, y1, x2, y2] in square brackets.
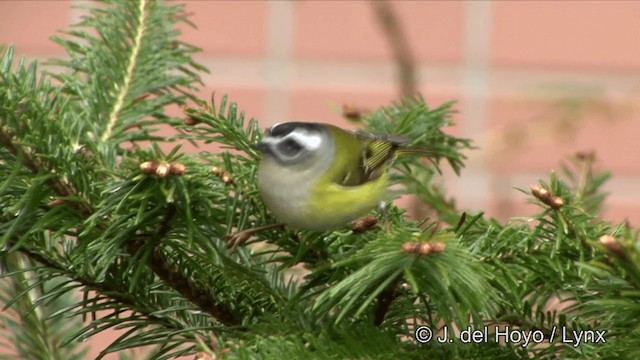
[332, 127, 436, 187]
[335, 132, 403, 187]
[362, 139, 398, 173]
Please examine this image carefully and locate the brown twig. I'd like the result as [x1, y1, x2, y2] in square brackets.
[370, 0, 418, 98]
[223, 223, 287, 249]
[374, 276, 401, 326]
[128, 205, 240, 327]
[370, 1, 423, 220]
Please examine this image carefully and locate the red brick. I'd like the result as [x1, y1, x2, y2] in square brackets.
[0, 0, 70, 57]
[180, 1, 267, 57]
[491, 1, 640, 70]
[293, 1, 464, 62]
[603, 203, 640, 226]
[485, 95, 640, 175]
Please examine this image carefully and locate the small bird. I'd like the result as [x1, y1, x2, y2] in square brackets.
[254, 122, 432, 231]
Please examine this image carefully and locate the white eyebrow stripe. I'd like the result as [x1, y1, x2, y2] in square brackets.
[261, 137, 280, 145]
[285, 132, 322, 150]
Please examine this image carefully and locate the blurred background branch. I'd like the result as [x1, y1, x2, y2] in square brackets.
[370, 0, 418, 98]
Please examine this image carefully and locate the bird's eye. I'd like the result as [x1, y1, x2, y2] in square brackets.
[278, 139, 303, 156]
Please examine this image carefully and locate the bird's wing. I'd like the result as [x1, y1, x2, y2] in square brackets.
[336, 132, 404, 187]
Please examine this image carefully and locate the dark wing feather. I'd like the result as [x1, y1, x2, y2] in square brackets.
[362, 139, 398, 173]
[336, 131, 405, 187]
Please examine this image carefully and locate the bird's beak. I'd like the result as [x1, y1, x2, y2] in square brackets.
[251, 142, 270, 153]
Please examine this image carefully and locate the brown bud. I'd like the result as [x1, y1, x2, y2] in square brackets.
[428, 241, 446, 254]
[401, 242, 418, 254]
[551, 197, 564, 209]
[224, 229, 252, 249]
[123, 123, 142, 131]
[170, 162, 186, 175]
[212, 166, 233, 184]
[47, 198, 65, 207]
[418, 242, 432, 254]
[351, 215, 378, 233]
[599, 234, 628, 261]
[531, 184, 564, 210]
[133, 94, 151, 104]
[140, 161, 158, 174]
[155, 162, 171, 178]
[184, 115, 200, 126]
[211, 166, 223, 176]
[576, 151, 595, 162]
[401, 241, 446, 255]
[599, 234, 616, 246]
[194, 351, 215, 360]
[233, 230, 251, 245]
[342, 103, 363, 121]
[531, 185, 548, 197]
[221, 171, 233, 184]
[182, 102, 196, 112]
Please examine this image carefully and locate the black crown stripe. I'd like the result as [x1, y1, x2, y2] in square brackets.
[267, 122, 324, 137]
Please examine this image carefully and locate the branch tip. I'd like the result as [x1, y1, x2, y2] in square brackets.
[401, 241, 446, 255]
[598, 234, 628, 262]
[351, 215, 378, 233]
[531, 184, 564, 210]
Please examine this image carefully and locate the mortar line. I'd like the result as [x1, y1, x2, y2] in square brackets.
[460, 0, 493, 210]
[264, 1, 294, 124]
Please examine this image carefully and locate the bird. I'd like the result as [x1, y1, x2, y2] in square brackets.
[253, 122, 433, 231]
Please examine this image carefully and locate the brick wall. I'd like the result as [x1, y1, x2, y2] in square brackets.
[1, 0, 639, 357]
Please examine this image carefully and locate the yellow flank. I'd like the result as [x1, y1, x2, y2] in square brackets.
[308, 172, 388, 230]
[307, 125, 389, 229]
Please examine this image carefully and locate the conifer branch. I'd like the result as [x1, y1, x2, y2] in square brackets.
[0, 126, 92, 216]
[15, 246, 205, 346]
[0, 253, 84, 360]
[147, 248, 240, 328]
[2, 1, 637, 358]
[3, 120, 236, 329]
[100, 0, 148, 144]
[10, 250, 126, 320]
[128, 205, 240, 327]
